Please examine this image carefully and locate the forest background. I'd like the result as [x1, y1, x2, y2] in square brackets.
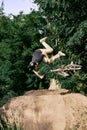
[0, 0, 87, 106]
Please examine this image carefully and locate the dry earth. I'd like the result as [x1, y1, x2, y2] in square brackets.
[0, 89, 87, 130]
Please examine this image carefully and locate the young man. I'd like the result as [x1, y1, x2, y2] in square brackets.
[28, 37, 65, 79]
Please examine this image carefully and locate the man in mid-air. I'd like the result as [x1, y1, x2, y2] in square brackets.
[28, 37, 65, 79]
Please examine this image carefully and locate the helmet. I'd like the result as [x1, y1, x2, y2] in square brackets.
[28, 61, 35, 71]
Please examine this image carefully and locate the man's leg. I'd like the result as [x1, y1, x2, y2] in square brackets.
[49, 51, 65, 63]
[43, 50, 65, 63]
[40, 37, 65, 63]
[40, 37, 53, 53]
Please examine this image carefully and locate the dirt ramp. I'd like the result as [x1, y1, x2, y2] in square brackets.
[0, 89, 87, 130]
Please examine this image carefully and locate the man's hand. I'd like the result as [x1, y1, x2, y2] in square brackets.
[33, 70, 44, 79]
[40, 75, 44, 79]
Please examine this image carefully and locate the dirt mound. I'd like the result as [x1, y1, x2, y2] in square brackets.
[0, 89, 87, 130]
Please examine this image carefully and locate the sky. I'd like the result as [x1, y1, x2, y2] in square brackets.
[0, 0, 38, 15]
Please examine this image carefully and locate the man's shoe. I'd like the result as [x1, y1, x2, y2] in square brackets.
[58, 51, 65, 57]
[40, 37, 48, 43]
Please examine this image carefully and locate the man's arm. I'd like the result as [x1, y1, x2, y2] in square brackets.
[42, 52, 51, 63]
[33, 70, 44, 79]
[44, 53, 49, 59]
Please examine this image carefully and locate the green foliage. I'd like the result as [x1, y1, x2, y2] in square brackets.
[0, 115, 21, 130]
[34, 0, 87, 93]
[0, 0, 87, 107]
[0, 10, 50, 106]
[0, 1, 4, 15]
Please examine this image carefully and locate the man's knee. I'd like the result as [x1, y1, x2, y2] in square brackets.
[47, 48, 53, 53]
[50, 48, 53, 53]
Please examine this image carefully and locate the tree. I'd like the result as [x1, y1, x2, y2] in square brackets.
[0, 1, 4, 15]
[0, 10, 50, 106]
[0, 0, 87, 107]
[34, 0, 87, 94]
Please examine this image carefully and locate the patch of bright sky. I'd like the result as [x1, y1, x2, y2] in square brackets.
[0, 0, 39, 15]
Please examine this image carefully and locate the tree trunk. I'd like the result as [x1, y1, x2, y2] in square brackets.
[49, 78, 61, 90]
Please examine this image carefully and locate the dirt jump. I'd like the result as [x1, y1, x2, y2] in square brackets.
[0, 89, 87, 130]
